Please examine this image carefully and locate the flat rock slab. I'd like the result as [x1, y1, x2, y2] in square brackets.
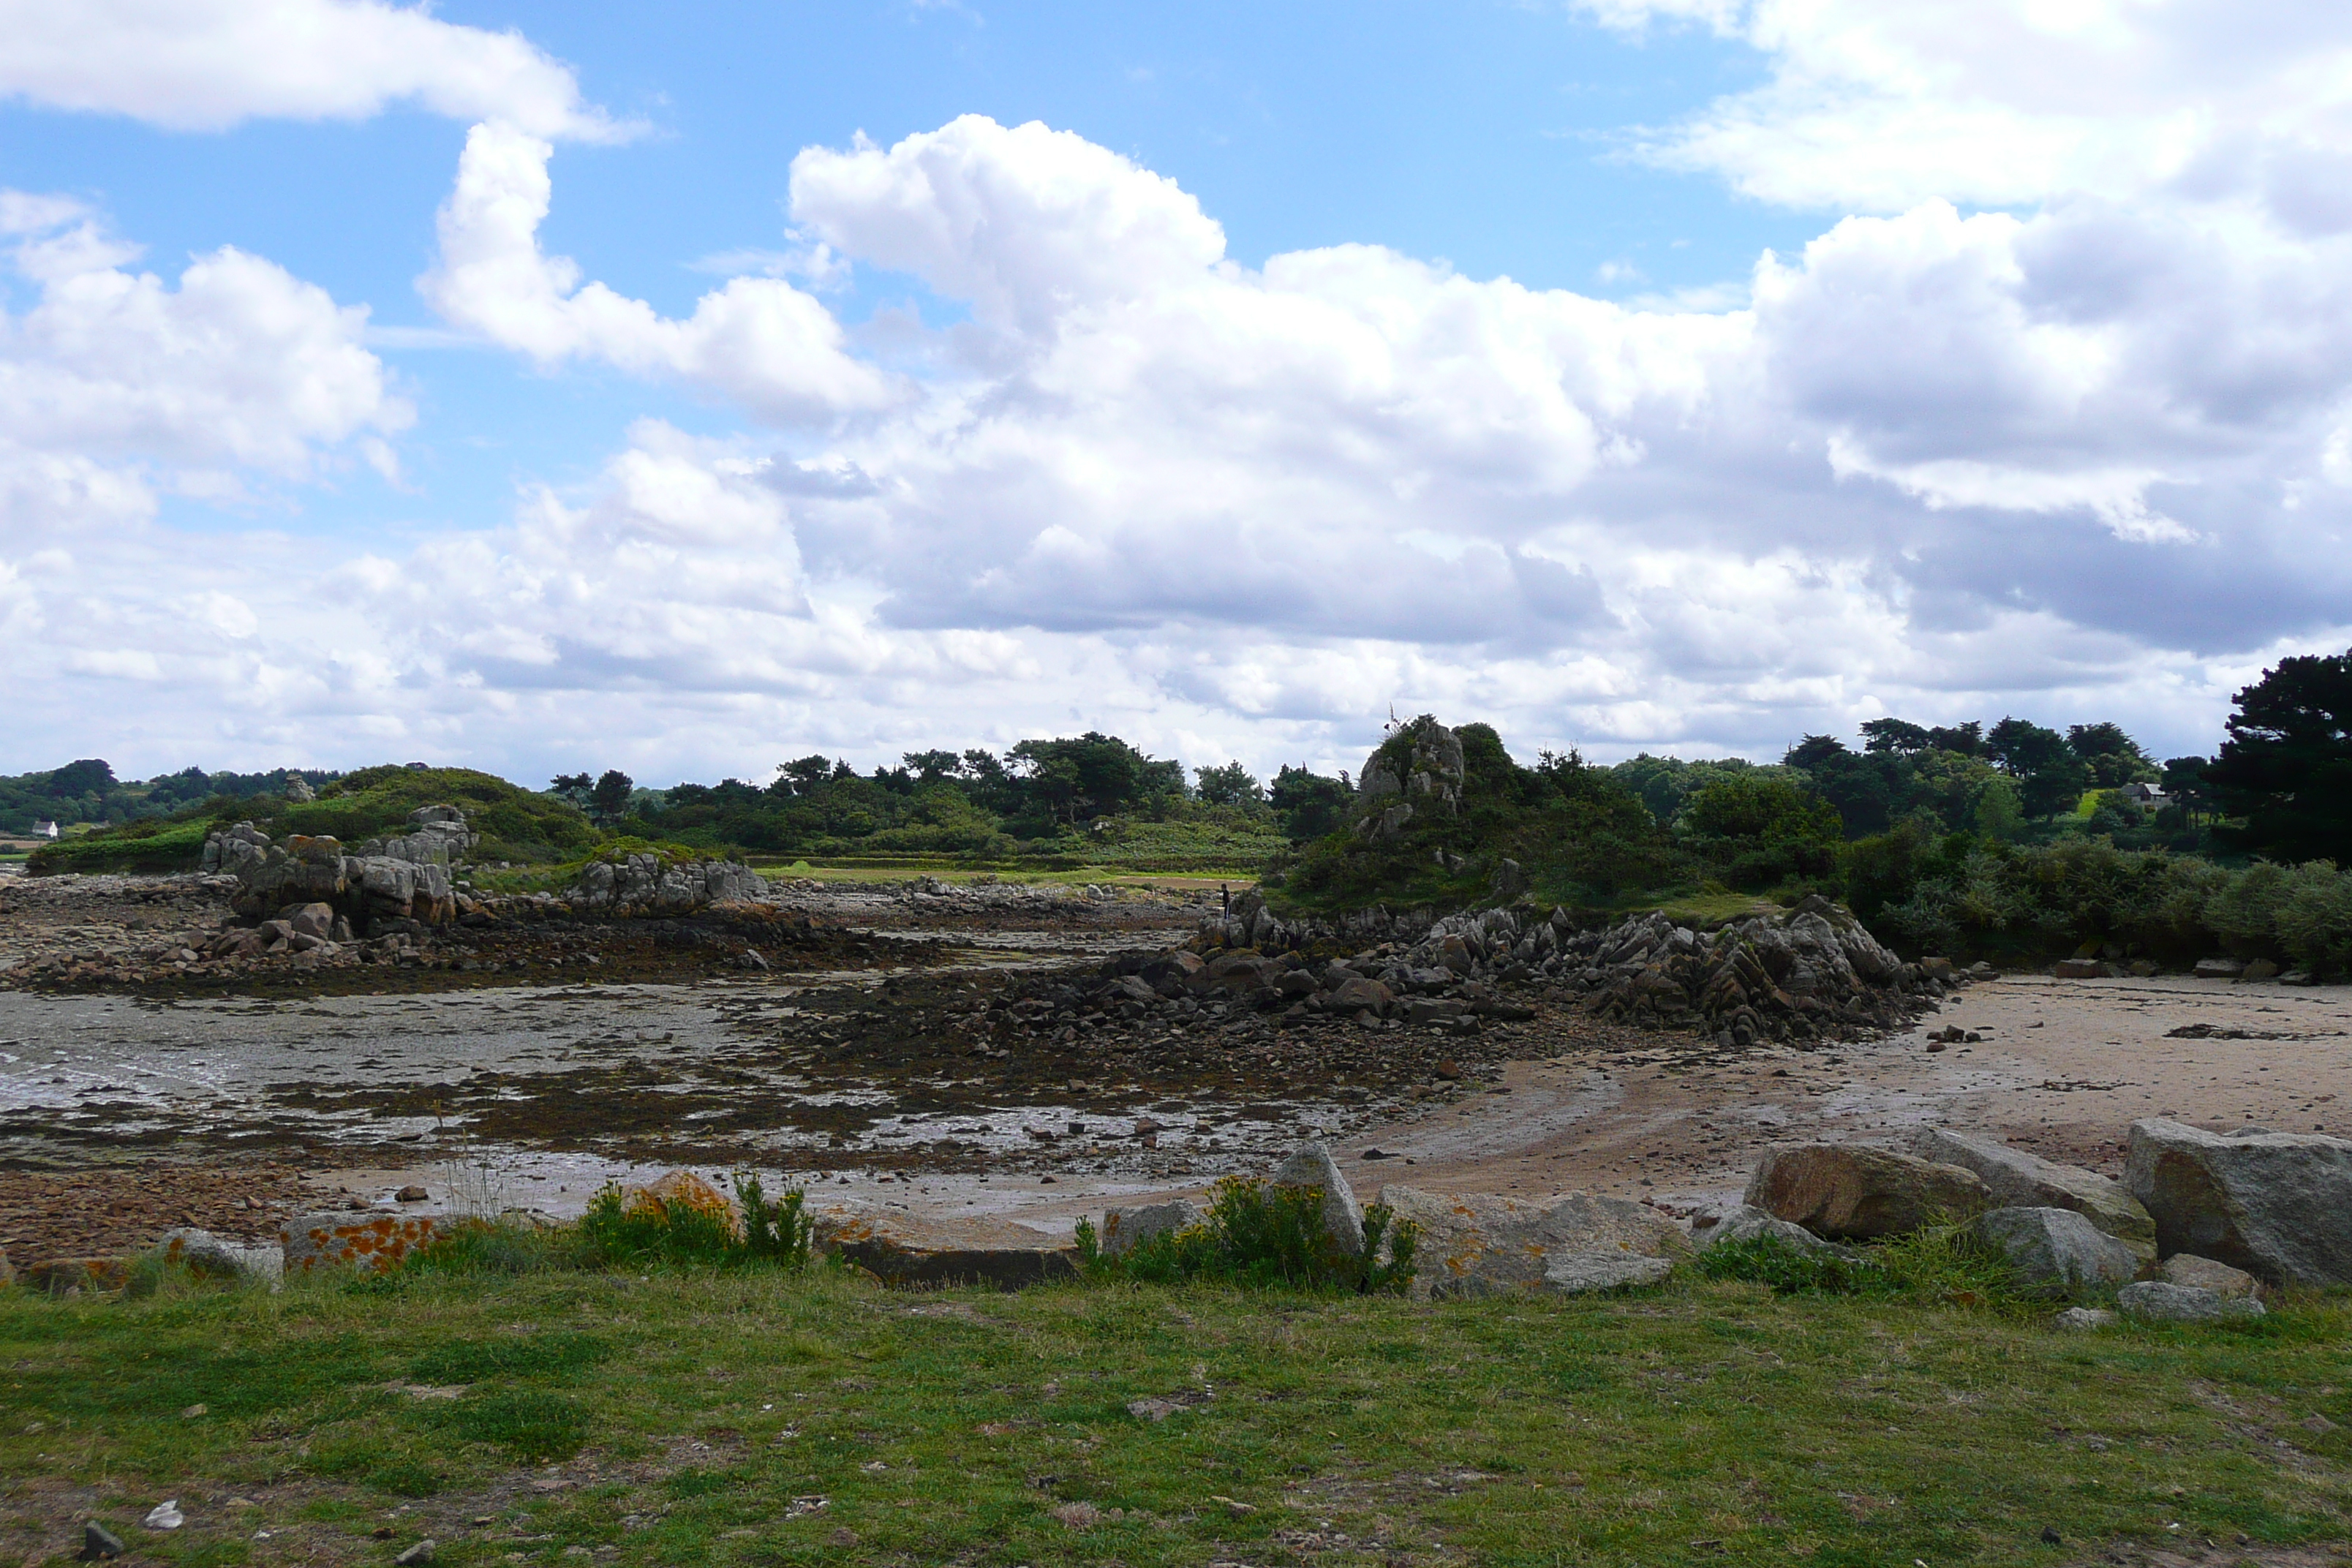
[2117, 1279, 2266, 1323]
[1098, 1199, 1198, 1256]
[1913, 1126, 2155, 1254]
[2127, 1117, 2352, 1286]
[282, 1212, 443, 1275]
[1746, 1143, 1992, 1240]
[1376, 1186, 1691, 1300]
[814, 1204, 1077, 1290]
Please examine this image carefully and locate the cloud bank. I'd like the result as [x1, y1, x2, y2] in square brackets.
[4, 1, 2350, 782]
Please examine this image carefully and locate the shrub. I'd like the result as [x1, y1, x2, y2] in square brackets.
[1699, 1223, 2031, 1313]
[573, 1172, 811, 1271]
[1075, 1177, 1417, 1294]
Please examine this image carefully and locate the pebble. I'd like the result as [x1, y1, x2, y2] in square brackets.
[81, 1521, 124, 1560]
[143, 1501, 183, 1531]
[394, 1540, 437, 1566]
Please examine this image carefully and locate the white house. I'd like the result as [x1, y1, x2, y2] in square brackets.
[31, 820, 59, 839]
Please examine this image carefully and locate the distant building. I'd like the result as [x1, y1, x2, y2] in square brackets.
[31, 820, 59, 839]
[2114, 782, 2167, 807]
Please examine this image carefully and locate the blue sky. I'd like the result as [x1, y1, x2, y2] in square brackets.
[1, 1, 2347, 785]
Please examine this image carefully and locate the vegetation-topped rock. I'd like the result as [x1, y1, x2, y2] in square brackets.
[568, 846, 769, 914]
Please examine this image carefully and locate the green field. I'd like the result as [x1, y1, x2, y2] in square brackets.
[5, 1267, 2345, 1567]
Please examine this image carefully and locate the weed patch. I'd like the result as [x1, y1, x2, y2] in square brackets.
[1077, 1176, 1417, 1293]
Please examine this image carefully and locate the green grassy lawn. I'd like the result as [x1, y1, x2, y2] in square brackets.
[4, 1270, 2345, 1566]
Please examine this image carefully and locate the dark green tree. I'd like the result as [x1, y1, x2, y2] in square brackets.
[1269, 764, 1352, 840]
[589, 769, 634, 826]
[1194, 761, 1264, 807]
[1860, 717, 1932, 755]
[1986, 717, 2089, 817]
[2206, 649, 2352, 862]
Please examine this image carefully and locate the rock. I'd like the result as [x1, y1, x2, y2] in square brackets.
[157, 1227, 284, 1286]
[286, 902, 336, 939]
[1919, 957, 1958, 984]
[569, 852, 769, 916]
[2158, 1253, 2261, 1299]
[1972, 1207, 2140, 1297]
[2054, 1307, 2117, 1330]
[281, 1212, 443, 1275]
[813, 1204, 1077, 1289]
[2116, 1280, 2266, 1323]
[1542, 1254, 1676, 1292]
[23, 1257, 129, 1294]
[396, 1184, 429, 1203]
[1699, 1203, 1841, 1254]
[2240, 958, 2282, 981]
[2126, 1117, 2352, 1286]
[2193, 957, 2245, 979]
[142, 1501, 182, 1531]
[1376, 1187, 1692, 1300]
[394, 1539, 437, 1566]
[1745, 1144, 1992, 1240]
[1097, 1200, 1198, 1256]
[1912, 1127, 2155, 1254]
[1273, 1143, 1365, 1256]
[619, 1171, 740, 1236]
[2052, 958, 2108, 979]
[1324, 976, 1395, 1014]
[80, 1521, 124, 1561]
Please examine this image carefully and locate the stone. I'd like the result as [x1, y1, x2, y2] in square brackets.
[1699, 1203, 1841, 1254]
[1377, 1186, 1692, 1300]
[619, 1171, 740, 1236]
[23, 1257, 129, 1294]
[2054, 1307, 2117, 1330]
[1912, 1127, 2155, 1254]
[1097, 1199, 1198, 1256]
[286, 902, 336, 940]
[2126, 1117, 2352, 1286]
[1744, 1144, 1993, 1240]
[80, 1521, 124, 1561]
[157, 1227, 284, 1286]
[1542, 1254, 1676, 1292]
[281, 1212, 442, 1275]
[812, 1204, 1078, 1289]
[142, 1501, 183, 1531]
[2052, 958, 2108, 979]
[396, 1184, 429, 1203]
[1972, 1207, 2140, 1297]
[2193, 957, 2245, 979]
[1324, 976, 1395, 1014]
[2240, 958, 2282, 981]
[2117, 1280, 2266, 1323]
[394, 1539, 437, 1566]
[1919, 957, 1958, 983]
[1273, 1143, 1365, 1256]
[2158, 1253, 2261, 1299]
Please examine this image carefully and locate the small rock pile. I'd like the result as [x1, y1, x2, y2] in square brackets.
[203, 806, 465, 929]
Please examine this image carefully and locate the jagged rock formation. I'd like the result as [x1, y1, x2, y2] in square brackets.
[1199, 890, 1935, 1045]
[569, 852, 769, 915]
[202, 807, 464, 930]
[1354, 717, 1466, 843]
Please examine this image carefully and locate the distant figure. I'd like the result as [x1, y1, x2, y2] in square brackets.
[1221, 883, 1229, 913]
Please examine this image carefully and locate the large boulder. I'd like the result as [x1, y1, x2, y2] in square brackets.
[1972, 1207, 2140, 1298]
[1273, 1143, 1365, 1257]
[2157, 1253, 2261, 1300]
[1745, 1144, 1993, 1240]
[1913, 1127, 2155, 1256]
[157, 1227, 284, 1286]
[1376, 1186, 1692, 1300]
[2126, 1118, 2352, 1286]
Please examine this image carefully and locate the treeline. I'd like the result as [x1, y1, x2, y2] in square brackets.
[560, 734, 1335, 865]
[0, 761, 338, 837]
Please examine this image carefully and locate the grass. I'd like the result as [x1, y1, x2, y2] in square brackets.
[4, 1267, 2346, 1566]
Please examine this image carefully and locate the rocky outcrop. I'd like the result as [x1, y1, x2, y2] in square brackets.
[1379, 1186, 1692, 1300]
[203, 805, 467, 931]
[1199, 894, 1934, 1047]
[570, 853, 769, 915]
[281, 1211, 443, 1275]
[2125, 1117, 2352, 1286]
[1912, 1127, 2155, 1255]
[1353, 720, 1466, 843]
[1971, 1207, 2139, 1298]
[813, 1203, 1078, 1289]
[1746, 1144, 1993, 1240]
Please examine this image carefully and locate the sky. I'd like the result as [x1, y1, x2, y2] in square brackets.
[1, 0, 2348, 789]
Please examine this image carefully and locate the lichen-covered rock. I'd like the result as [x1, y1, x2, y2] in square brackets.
[619, 1170, 740, 1236]
[1273, 1142, 1365, 1256]
[1376, 1186, 1692, 1300]
[1972, 1207, 2140, 1298]
[1914, 1127, 2155, 1255]
[1745, 1144, 1992, 1240]
[2126, 1117, 2352, 1286]
[281, 1212, 442, 1275]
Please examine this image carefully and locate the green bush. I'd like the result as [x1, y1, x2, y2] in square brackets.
[573, 1172, 812, 1271]
[1698, 1224, 2029, 1313]
[1075, 1176, 1417, 1294]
